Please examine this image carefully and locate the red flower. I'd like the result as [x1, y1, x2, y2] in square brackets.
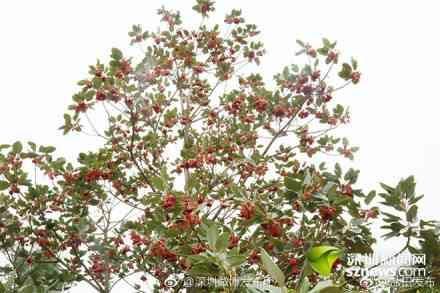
[289, 257, 298, 267]
[130, 231, 147, 247]
[75, 102, 88, 113]
[292, 238, 304, 248]
[307, 48, 317, 58]
[163, 194, 177, 210]
[96, 90, 106, 101]
[85, 169, 103, 182]
[326, 51, 338, 64]
[150, 240, 177, 262]
[37, 237, 49, 247]
[273, 104, 287, 118]
[323, 94, 333, 102]
[341, 184, 353, 197]
[228, 234, 239, 249]
[254, 97, 268, 113]
[351, 72, 361, 84]
[91, 255, 107, 279]
[319, 206, 337, 222]
[311, 70, 321, 81]
[298, 111, 309, 119]
[291, 266, 301, 275]
[262, 221, 282, 237]
[248, 250, 260, 264]
[182, 197, 198, 212]
[184, 212, 201, 226]
[191, 243, 206, 254]
[240, 201, 255, 220]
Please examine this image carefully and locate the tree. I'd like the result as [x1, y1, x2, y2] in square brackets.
[0, 1, 437, 292]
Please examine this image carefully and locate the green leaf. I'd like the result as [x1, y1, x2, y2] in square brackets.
[260, 248, 285, 288]
[189, 262, 221, 277]
[215, 232, 230, 252]
[317, 47, 329, 56]
[111, 47, 123, 60]
[28, 141, 37, 151]
[12, 141, 23, 153]
[0, 181, 9, 191]
[39, 146, 56, 153]
[226, 255, 247, 267]
[365, 191, 376, 204]
[299, 277, 310, 293]
[285, 175, 302, 191]
[0, 283, 5, 293]
[382, 212, 401, 222]
[334, 163, 342, 179]
[407, 205, 418, 222]
[351, 57, 358, 70]
[338, 63, 352, 80]
[306, 246, 342, 277]
[296, 40, 305, 47]
[150, 176, 166, 191]
[19, 285, 34, 293]
[207, 224, 218, 250]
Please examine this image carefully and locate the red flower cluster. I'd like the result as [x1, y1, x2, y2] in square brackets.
[90, 255, 108, 280]
[226, 95, 245, 115]
[273, 104, 288, 118]
[182, 197, 198, 213]
[248, 250, 260, 264]
[115, 59, 132, 79]
[74, 102, 88, 113]
[130, 231, 149, 247]
[289, 257, 300, 275]
[261, 221, 282, 238]
[183, 212, 201, 226]
[163, 194, 177, 210]
[96, 90, 106, 101]
[341, 184, 353, 197]
[180, 157, 204, 169]
[240, 201, 255, 220]
[319, 206, 337, 222]
[84, 169, 107, 183]
[254, 96, 268, 113]
[150, 240, 177, 262]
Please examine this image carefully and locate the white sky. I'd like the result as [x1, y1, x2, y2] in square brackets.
[1, 1, 439, 292]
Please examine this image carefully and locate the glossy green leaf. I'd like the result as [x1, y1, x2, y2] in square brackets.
[207, 224, 218, 250]
[260, 248, 285, 288]
[307, 246, 342, 277]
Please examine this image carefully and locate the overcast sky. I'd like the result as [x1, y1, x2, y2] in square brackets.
[1, 1, 439, 292]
